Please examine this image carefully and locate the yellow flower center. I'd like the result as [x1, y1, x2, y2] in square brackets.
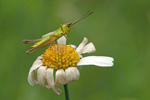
[42, 44, 80, 70]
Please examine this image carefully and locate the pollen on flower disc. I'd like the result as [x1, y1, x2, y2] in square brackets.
[42, 44, 80, 70]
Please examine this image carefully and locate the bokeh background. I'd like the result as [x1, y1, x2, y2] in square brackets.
[0, 0, 150, 100]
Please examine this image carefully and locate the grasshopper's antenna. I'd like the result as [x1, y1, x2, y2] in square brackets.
[72, 10, 93, 25]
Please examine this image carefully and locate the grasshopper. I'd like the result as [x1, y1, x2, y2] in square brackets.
[24, 10, 93, 54]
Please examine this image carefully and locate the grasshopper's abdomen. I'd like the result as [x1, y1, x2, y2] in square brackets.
[32, 29, 63, 48]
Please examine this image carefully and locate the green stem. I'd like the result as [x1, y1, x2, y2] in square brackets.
[64, 84, 69, 100]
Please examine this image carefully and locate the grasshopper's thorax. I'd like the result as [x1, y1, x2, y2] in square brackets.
[61, 23, 73, 35]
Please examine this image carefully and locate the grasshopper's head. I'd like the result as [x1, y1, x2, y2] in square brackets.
[61, 23, 73, 34]
[61, 10, 93, 35]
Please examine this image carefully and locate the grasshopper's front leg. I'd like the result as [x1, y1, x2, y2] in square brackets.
[60, 25, 71, 45]
[63, 35, 71, 46]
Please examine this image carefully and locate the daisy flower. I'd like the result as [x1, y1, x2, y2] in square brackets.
[28, 36, 114, 95]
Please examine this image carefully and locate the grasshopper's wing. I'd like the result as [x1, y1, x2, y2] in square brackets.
[32, 30, 59, 48]
[24, 30, 58, 44]
[27, 33, 58, 54]
[26, 30, 59, 54]
[26, 37, 51, 54]
[42, 30, 58, 39]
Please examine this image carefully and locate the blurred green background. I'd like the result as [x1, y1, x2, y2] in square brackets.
[0, 0, 150, 100]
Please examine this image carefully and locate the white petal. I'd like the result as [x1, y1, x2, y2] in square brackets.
[82, 42, 96, 54]
[57, 36, 66, 44]
[65, 68, 74, 83]
[28, 56, 43, 86]
[77, 56, 114, 67]
[55, 69, 66, 85]
[76, 37, 88, 54]
[45, 68, 53, 89]
[32, 56, 43, 66]
[71, 67, 80, 80]
[37, 66, 46, 87]
[46, 68, 62, 95]
[65, 67, 79, 83]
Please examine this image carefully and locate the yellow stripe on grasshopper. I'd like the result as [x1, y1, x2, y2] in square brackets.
[32, 36, 49, 47]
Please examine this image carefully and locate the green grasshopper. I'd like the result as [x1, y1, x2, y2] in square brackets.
[24, 10, 93, 54]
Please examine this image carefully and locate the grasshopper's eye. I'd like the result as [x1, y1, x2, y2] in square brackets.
[67, 24, 71, 27]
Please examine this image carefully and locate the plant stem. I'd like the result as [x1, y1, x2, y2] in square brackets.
[64, 84, 69, 100]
